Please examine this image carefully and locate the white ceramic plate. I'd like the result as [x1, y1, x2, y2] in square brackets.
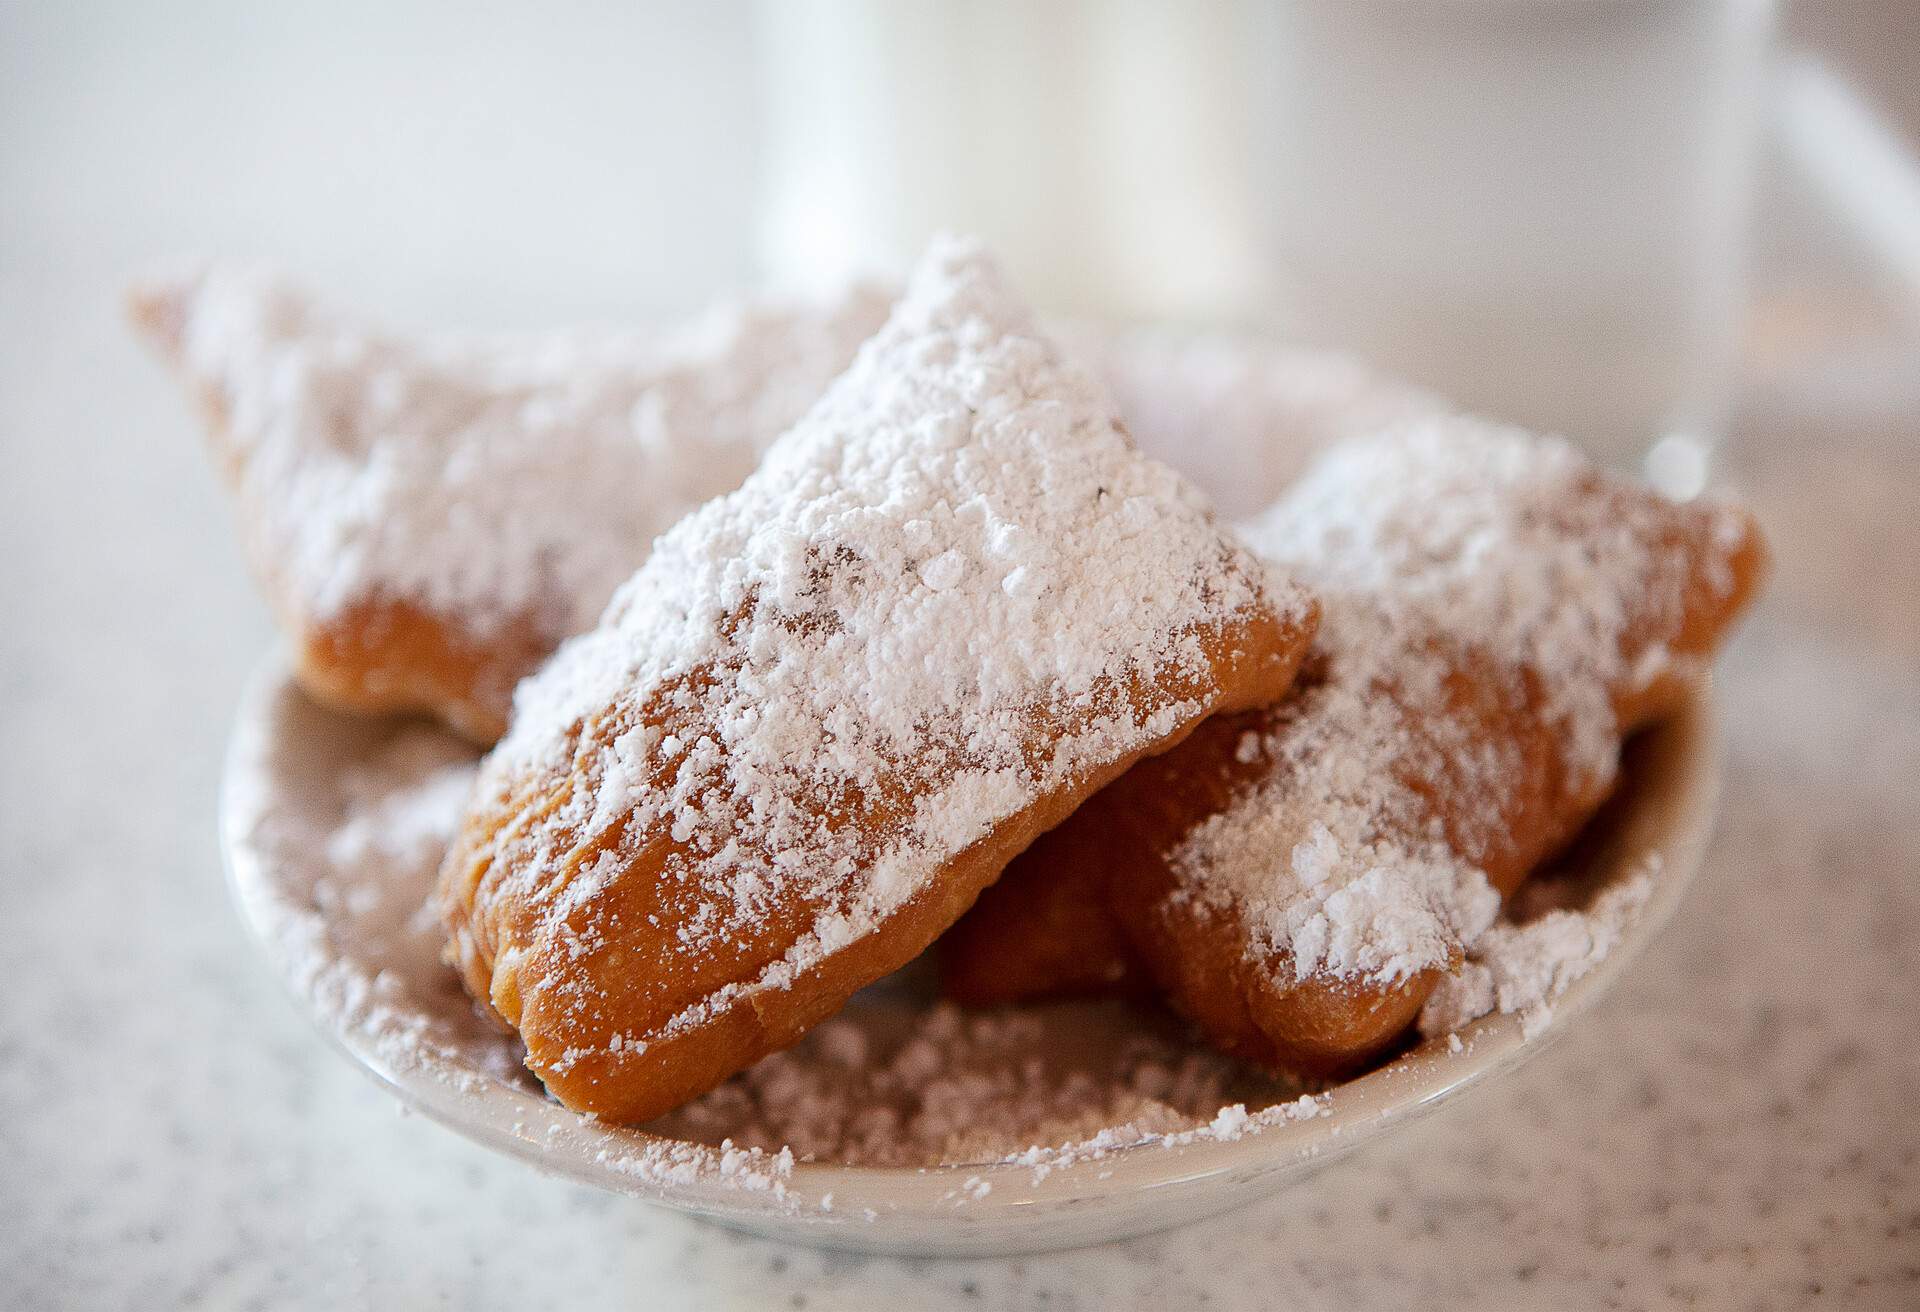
[221, 659, 1718, 1257]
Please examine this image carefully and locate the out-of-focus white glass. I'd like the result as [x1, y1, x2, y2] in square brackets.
[1256, 0, 1778, 488]
[755, 0, 1778, 489]
[755, 0, 1265, 324]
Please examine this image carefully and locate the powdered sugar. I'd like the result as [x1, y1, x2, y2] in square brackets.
[1172, 665, 1506, 984]
[133, 262, 891, 645]
[1420, 861, 1659, 1040]
[1249, 423, 1682, 787]
[1170, 420, 1733, 985]
[594, 1138, 797, 1199]
[478, 236, 1303, 1045]
[224, 704, 509, 1087]
[649, 994, 1306, 1167]
[989, 1090, 1331, 1184]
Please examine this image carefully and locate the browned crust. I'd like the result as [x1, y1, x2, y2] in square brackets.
[938, 817, 1143, 1008]
[289, 598, 547, 745]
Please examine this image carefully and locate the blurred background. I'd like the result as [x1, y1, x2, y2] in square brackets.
[3, 3, 1918, 1307]
[5, 1, 1916, 471]
[6, 0, 1916, 663]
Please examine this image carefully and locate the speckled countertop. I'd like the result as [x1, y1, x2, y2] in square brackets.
[3, 7, 1918, 1309]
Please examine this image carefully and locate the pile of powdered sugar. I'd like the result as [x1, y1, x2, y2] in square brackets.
[1168, 420, 1740, 987]
[648, 993, 1305, 1168]
[482, 236, 1306, 1049]
[1421, 860, 1659, 1041]
[228, 711, 509, 1088]
[132, 262, 891, 644]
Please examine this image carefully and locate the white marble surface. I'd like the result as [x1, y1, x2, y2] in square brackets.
[4, 4, 1918, 1308]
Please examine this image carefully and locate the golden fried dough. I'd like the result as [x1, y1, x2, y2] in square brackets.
[939, 816, 1141, 1008]
[129, 264, 890, 741]
[436, 238, 1320, 1124]
[945, 422, 1766, 1074]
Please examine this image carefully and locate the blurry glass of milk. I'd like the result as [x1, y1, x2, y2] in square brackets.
[1257, 0, 1779, 489]
[754, 0, 1267, 325]
[756, 0, 1777, 490]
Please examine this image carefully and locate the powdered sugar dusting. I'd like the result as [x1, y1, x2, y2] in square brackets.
[1170, 420, 1735, 985]
[1420, 861, 1659, 1040]
[595, 1138, 798, 1200]
[1250, 423, 1673, 786]
[649, 995, 1307, 1168]
[478, 236, 1305, 1045]
[991, 1091, 1331, 1185]
[135, 262, 891, 644]
[226, 710, 507, 1087]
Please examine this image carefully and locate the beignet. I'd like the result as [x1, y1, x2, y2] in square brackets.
[437, 238, 1319, 1123]
[131, 265, 890, 741]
